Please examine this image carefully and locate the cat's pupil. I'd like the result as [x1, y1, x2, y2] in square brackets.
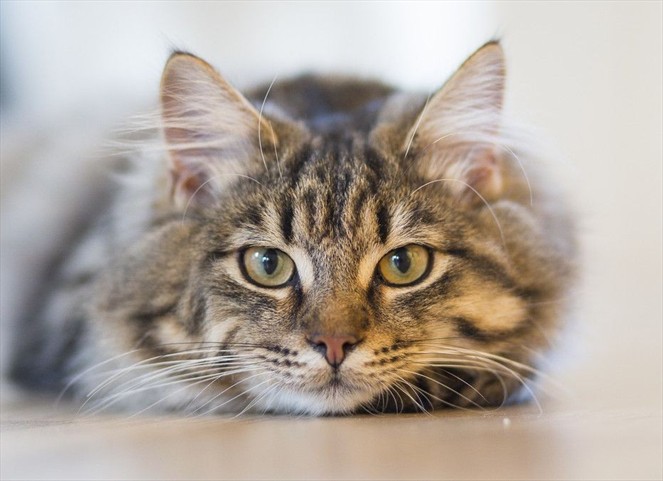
[261, 249, 279, 275]
[391, 248, 411, 274]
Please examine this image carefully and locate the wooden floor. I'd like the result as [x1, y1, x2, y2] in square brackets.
[1, 389, 661, 480]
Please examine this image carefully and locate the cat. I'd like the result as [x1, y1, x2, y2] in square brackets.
[8, 41, 576, 415]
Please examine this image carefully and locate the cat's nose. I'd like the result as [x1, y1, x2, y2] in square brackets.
[307, 334, 361, 368]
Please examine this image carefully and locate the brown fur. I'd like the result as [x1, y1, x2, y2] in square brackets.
[10, 42, 576, 415]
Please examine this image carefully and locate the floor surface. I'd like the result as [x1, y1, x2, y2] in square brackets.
[1, 390, 661, 480]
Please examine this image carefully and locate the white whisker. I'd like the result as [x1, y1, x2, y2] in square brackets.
[411, 177, 506, 248]
[501, 144, 533, 206]
[257, 75, 280, 178]
[190, 370, 271, 417]
[57, 349, 141, 405]
[391, 375, 431, 415]
[181, 172, 264, 222]
[403, 93, 431, 161]
[400, 368, 483, 409]
[82, 348, 250, 398]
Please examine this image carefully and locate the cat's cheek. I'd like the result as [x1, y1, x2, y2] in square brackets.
[203, 315, 243, 345]
[450, 291, 528, 333]
[152, 315, 200, 345]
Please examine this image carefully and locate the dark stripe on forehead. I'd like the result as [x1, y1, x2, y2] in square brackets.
[349, 184, 371, 230]
[337, 168, 352, 194]
[239, 201, 264, 229]
[302, 189, 317, 229]
[360, 146, 385, 196]
[332, 164, 353, 238]
[280, 200, 294, 243]
[363, 145, 385, 178]
[376, 203, 390, 244]
[320, 187, 334, 239]
[288, 144, 314, 186]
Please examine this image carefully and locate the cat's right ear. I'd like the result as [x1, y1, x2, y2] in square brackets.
[160, 52, 277, 208]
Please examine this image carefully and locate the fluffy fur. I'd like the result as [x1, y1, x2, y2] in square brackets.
[9, 41, 576, 415]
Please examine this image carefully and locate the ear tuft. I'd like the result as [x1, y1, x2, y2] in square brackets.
[408, 41, 506, 206]
[160, 53, 276, 208]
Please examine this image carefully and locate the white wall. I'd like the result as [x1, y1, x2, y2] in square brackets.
[1, 1, 496, 119]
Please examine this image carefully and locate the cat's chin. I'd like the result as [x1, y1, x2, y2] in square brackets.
[246, 382, 379, 416]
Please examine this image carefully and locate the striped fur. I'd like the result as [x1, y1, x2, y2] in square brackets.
[9, 42, 576, 415]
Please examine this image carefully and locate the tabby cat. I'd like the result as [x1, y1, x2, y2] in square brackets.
[9, 41, 576, 415]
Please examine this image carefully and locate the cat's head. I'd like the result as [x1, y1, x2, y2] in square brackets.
[96, 42, 573, 414]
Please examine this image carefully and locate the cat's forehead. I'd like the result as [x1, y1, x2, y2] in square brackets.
[285, 137, 402, 244]
[217, 135, 453, 257]
[287, 134, 390, 179]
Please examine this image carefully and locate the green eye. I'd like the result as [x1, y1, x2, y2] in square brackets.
[242, 247, 295, 287]
[378, 245, 431, 286]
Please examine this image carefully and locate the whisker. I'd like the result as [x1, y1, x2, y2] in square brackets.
[437, 368, 489, 403]
[400, 368, 484, 409]
[391, 375, 431, 415]
[84, 365, 264, 416]
[233, 382, 281, 418]
[93, 358, 257, 401]
[411, 178, 506, 248]
[409, 342, 547, 412]
[258, 75, 277, 175]
[190, 370, 271, 417]
[403, 93, 432, 161]
[500, 144, 533, 207]
[57, 349, 141, 405]
[181, 173, 264, 222]
[82, 349, 254, 399]
[123, 370, 256, 419]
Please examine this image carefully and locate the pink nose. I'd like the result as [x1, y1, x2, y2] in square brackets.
[307, 334, 360, 367]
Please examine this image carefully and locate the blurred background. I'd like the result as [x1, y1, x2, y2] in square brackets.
[0, 2, 661, 478]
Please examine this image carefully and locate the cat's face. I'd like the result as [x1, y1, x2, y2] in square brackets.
[93, 42, 571, 415]
[193, 140, 533, 414]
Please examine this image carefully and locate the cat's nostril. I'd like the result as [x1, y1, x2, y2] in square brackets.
[310, 339, 327, 355]
[306, 334, 361, 368]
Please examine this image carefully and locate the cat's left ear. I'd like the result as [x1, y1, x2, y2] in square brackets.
[406, 41, 506, 205]
[160, 52, 277, 207]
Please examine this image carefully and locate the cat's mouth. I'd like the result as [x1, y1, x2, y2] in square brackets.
[292, 368, 359, 394]
[318, 371, 355, 392]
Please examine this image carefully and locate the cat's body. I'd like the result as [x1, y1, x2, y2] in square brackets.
[9, 42, 576, 415]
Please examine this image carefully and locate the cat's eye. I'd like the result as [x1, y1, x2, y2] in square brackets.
[377, 245, 431, 286]
[241, 247, 295, 287]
